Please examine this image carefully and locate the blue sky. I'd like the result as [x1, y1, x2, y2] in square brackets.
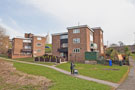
[0, 0, 135, 45]
[0, 0, 65, 37]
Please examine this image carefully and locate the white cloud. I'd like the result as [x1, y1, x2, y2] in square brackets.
[0, 18, 23, 38]
[19, 0, 135, 45]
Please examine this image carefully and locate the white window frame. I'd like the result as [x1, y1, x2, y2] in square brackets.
[90, 33, 93, 43]
[73, 48, 80, 53]
[73, 29, 80, 33]
[73, 38, 80, 44]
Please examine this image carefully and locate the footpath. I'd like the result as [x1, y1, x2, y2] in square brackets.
[116, 57, 135, 90]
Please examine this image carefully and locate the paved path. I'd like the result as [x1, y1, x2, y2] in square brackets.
[0, 57, 119, 88]
[116, 57, 135, 90]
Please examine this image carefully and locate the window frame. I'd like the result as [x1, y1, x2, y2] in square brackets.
[73, 38, 80, 44]
[73, 29, 80, 34]
[73, 48, 80, 53]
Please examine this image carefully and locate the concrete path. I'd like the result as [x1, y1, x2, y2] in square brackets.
[0, 57, 119, 88]
[116, 57, 135, 90]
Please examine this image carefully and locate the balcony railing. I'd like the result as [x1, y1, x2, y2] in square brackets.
[21, 49, 32, 52]
[58, 47, 68, 52]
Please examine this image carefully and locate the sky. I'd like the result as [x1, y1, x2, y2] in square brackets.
[0, 0, 135, 45]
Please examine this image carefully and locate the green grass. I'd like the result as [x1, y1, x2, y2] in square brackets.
[0, 54, 8, 59]
[14, 57, 55, 66]
[45, 44, 52, 53]
[130, 53, 135, 60]
[56, 63, 128, 83]
[14, 62, 111, 90]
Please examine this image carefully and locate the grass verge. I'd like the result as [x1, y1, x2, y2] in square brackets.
[56, 63, 128, 83]
[130, 53, 135, 60]
[14, 62, 111, 90]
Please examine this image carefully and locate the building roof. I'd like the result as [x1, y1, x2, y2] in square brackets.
[51, 32, 68, 36]
[13, 37, 32, 40]
[67, 25, 94, 32]
[91, 27, 103, 32]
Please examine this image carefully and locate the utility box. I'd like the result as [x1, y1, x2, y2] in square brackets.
[85, 52, 99, 60]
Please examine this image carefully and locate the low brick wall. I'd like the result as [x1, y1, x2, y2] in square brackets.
[85, 61, 97, 64]
[11, 54, 32, 59]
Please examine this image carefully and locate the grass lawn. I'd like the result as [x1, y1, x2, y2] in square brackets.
[56, 63, 129, 83]
[131, 53, 135, 60]
[0, 54, 8, 59]
[13, 62, 111, 90]
[14, 57, 56, 66]
[45, 44, 52, 53]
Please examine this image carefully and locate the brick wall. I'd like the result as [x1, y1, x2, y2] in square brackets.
[12, 38, 23, 55]
[93, 29, 104, 55]
[68, 27, 91, 62]
[11, 54, 32, 59]
[52, 35, 60, 57]
[32, 36, 46, 57]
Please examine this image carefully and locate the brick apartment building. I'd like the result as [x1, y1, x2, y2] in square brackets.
[52, 25, 104, 62]
[10, 33, 46, 59]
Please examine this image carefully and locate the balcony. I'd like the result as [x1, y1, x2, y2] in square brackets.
[23, 39, 32, 43]
[58, 48, 68, 53]
[21, 49, 32, 52]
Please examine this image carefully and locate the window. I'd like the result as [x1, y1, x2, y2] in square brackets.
[37, 49, 41, 52]
[60, 53, 64, 57]
[90, 33, 93, 43]
[73, 38, 80, 43]
[37, 37, 42, 40]
[73, 29, 80, 33]
[37, 43, 42, 46]
[60, 35, 68, 39]
[24, 46, 31, 49]
[73, 48, 80, 53]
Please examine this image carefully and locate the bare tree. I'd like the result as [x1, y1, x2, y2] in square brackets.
[110, 43, 118, 47]
[0, 26, 9, 54]
[118, 41, 124, 47]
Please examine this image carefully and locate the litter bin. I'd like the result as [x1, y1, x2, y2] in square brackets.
[74, 69, 78, 75]
[109, 59, 112, 66]
[119, 61, 123, 66]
